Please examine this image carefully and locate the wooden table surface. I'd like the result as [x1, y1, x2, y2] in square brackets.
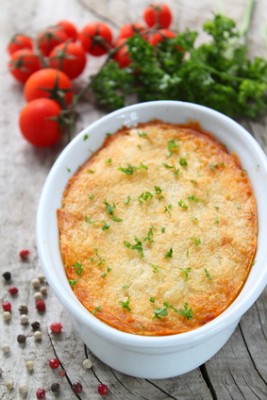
[1, 0, 267, 399]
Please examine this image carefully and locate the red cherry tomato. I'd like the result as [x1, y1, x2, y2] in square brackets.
[49, 42, 87, 79]
[19, 98, 62, 147]
[147, 29, 176, 46]
[143, 3, 172, 29]
[57, 20, 78, 41]
[118, 23, 146, 40]
[24, 68, 73, 106]
[113, 39, 131, 68]
[7, 34, 33, 55]
[37, 27, 68, 56]
[8, 49, 42, 83]
[79, 22, 113, 56]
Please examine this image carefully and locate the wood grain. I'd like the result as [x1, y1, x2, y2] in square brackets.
[0, 0, 266, 399]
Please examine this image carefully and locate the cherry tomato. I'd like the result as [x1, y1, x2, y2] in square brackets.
[147, 29, 176, 46]
[57, 20, 78, 41]
[24, 68, 73, 106]
[37, 27, 68, 56]
[118, 23, 146, 40]
[7, 34, 33, 55]
[113, 39, 131, 68]
[49, 42, 87, 79]
[8, 49, 42, 83]
[19, 98, 62, 147]
[143, 3, 172, 29]
[79, 22, 113, 56]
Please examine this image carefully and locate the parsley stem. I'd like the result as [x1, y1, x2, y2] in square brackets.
[239, 0, 256, 40]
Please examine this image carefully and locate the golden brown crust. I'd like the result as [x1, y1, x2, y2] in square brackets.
[58, 120, 257, 336]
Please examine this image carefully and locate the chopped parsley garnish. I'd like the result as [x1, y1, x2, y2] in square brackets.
[138, 131, 148, 138]
[188, 195, 200, 203]
[167, 139, 179, 155]
[178, 199, 188, 210]
[68, 279, 78, 287]
[164, 248, 173, 258]
[154, 185, 163, 195]
[179, 157, 188, 167]
[138, 191, 153, 203]
[91, 305, 102, 314]
[162, 162, 175, 169]
[124, 237, 144, 257]
[71, 262, 84, 276]
[144, 227, 154, 244]
[87, 169, 95, 174]
[118, 163, 148, 175]
[120, 297, 131, 311]
[153, 305, 168, 319]
[192, 237, 201, 245]
[161, 227, 166, 233]
[149, 264, 160, 273]
[104, 200, 115, 215]
[105, 158, 112, 165]
[204, 268, 212, 280]
[89, 194, 95, 201]
[101, 222, 110, 231]
[83, 133, 89, 141]
[164, 204, 172, 216]
[209, 162, 225, 170]
[150, 297, 156, 303]
[111, 216, 123, 222]
[176, 303, 193, 320]
[124, 195, 131, 205]
[180, 267, 191, 281]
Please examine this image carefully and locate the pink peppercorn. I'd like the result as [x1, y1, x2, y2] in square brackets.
[72, 382, 83, 394]
[36, 388, 46, 399]
[49, 358, 60, 369]
[2, 301, 12, 312]
[8, 286, 18, 296]
[98, 383, 109, 396]
[19, 249, 30, 260]
[36, 300, 46, 313]
[50, 322, 62, 334]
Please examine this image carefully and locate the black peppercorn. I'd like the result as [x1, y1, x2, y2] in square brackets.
[19, 305, 28, 315]
[31, 321, 41, 331]
[17, 334, 26, 344]
[51, 382, 60, 393]
[2, 272, 11, 282]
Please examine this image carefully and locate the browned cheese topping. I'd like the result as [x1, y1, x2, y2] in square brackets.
[57, 121, 257, 336]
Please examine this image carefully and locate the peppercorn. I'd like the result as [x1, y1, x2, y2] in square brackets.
[49, 358, 60, 369]
[36, 388, 46, 399]
[19, 249, 30, 260]
[3, 311, 12, 321]
[19, 304, 28, 314]
[72, 382, 83, 394]
[50, 322, 62, 334]
[25, 360, 34, 372]
[2, 271, 11, 282]
[2, 301, 12, 312]
[35, 300, 46, 313]
[31, 278, 41, 290]
[20, 314, 29, 325]
[34, 331, 42, 341]
[40, 286, 47, 296]
[8, 286, 18, 296]
[83, 358, 93, 370]
[19, 384, 28, 398]
[51, 382, 60, 393]
[98, 383, 109, 396]
[34, 292, 43, 301]
[2, 344, 11, 354]
[6, 379, 14, 391]
[31, 321, 41, 331]
[17, 334, 26, 344]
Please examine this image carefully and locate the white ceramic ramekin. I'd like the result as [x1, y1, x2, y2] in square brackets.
[36, 101, 267, 379]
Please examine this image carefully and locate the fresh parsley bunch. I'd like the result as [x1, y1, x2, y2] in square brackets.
[90, 14, 267, 119]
